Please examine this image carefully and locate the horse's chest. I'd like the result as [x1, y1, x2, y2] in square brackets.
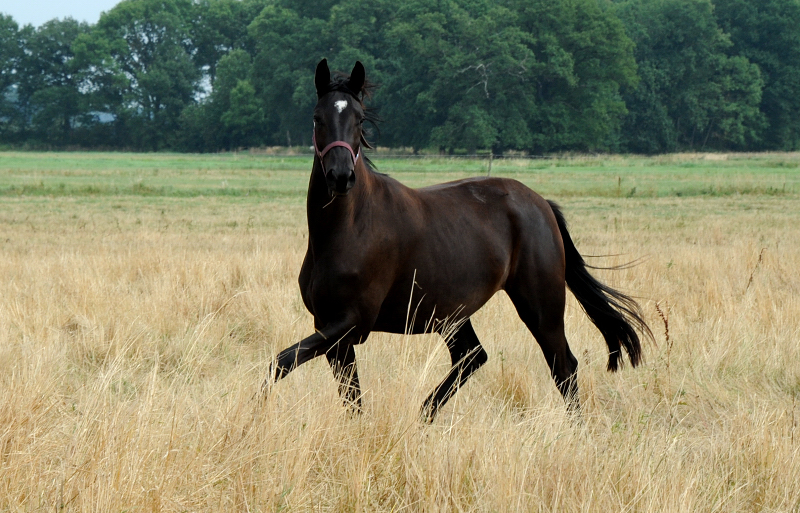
[299, 254, 374, 317]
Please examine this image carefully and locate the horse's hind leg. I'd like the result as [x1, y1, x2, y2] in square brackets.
[421, 319, 488, 422]
[325, 340, 363, 412]
[537, 322, 579, 413]
[506, 287, 580, 413]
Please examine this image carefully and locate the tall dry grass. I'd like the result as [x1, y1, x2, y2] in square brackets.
[1, 193, 798, 511]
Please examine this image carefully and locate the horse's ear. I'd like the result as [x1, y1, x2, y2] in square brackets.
[315, 59, 330, 98]
[347, 61, 365, 96]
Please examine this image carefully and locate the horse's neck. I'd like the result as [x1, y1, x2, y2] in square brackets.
[306, 159, 372, 245]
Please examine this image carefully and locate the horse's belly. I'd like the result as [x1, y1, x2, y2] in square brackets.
[372, 256, 506, 334]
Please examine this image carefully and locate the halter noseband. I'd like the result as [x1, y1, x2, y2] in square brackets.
[313, 130, 360, 176]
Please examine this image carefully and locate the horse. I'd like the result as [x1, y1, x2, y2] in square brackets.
[266, 59, 652, 422]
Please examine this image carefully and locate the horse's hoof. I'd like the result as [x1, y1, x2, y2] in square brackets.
[261, 367, 277, 396]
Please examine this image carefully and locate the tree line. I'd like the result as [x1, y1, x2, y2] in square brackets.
[1, 0, 799, 154]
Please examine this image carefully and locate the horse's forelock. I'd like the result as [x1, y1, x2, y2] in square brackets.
[324, 73, 375, 102]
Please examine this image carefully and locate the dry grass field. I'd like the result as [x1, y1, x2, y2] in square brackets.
[1, 152, 799, 511]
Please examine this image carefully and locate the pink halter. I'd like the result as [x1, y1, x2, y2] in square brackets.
[313, 131, 360, 176]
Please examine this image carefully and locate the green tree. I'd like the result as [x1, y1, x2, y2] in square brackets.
[248, 4, 332, 147]
[15, 18, 92, 145]
[5, 0, 796, 152]
[715, 0, 800, 150]
[177, 0, 269, 152]
[382, 0, 535, 152]
[380, 0, 637, 153]
[221, 79, 265, 148]
[190, 0, 267, 81]
[0, 15, 22, 139]
[615, 0, 764, 152]
[87, 0, 201, 149]
[513, 0, 638, 152]
[198, 49, 263, 149]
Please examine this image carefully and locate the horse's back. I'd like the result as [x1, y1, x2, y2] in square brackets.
[417, 176, 552, 213]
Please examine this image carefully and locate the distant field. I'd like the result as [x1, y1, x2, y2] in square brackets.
[1, 151, 798, 511]
[1, 151, 798, 199]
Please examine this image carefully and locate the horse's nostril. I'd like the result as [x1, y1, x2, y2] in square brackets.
[340, 170, 355, 191]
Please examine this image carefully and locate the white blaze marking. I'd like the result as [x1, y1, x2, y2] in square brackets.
[334, 100, 348, 113]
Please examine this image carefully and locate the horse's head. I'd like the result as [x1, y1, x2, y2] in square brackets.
[313, 59, 369, 196]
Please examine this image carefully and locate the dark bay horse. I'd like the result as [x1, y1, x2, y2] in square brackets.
[267, 59, 652, 421]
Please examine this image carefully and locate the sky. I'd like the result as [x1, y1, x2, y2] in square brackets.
[1, 0, 122, 27]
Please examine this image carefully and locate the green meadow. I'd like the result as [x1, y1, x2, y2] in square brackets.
[1, 151, 797, 200]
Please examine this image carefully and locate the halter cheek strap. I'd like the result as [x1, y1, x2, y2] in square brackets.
[313, 131, 360, 176]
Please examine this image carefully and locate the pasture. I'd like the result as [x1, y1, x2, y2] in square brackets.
[1, 151, 799, 511]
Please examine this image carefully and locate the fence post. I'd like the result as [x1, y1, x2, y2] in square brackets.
[487, 153, 493, 176]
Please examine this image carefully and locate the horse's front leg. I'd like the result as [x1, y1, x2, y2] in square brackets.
[263, 319, 363, 395]
[325, 338, 364, 412]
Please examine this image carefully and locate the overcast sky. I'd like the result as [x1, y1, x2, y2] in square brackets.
[1, 0, 122, 27]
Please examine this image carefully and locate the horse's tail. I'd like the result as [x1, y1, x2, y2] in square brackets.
[548, 200, 652, 371]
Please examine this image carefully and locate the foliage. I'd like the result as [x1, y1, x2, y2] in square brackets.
[87, 0, 201, 150]
[0, 14, 22, 139]
[16, 19, 93, 146]
[614, 0, 765, 153]
[1, 0, 799, 153]
[714, 0, 800, 150]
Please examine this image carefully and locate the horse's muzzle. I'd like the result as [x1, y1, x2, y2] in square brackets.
[326, 168, 356, 195]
